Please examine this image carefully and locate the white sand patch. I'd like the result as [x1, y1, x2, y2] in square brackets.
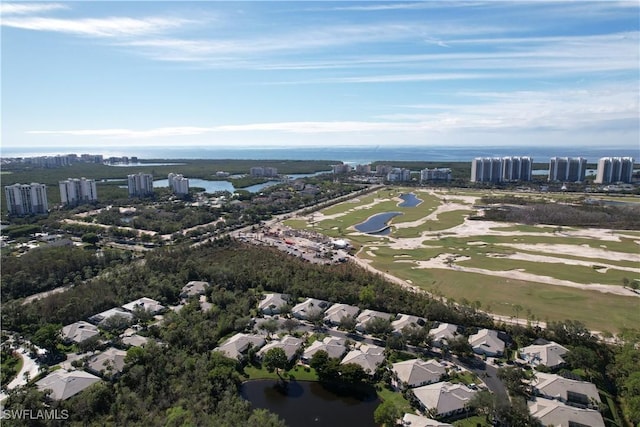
[393, 202, 472, 229]
[467, 241, 487, 246]
[366, 251, 377, 257]
[495, 243, 640, 262]
[411, 257, 637, 297]
[394, 254, 412, 258]
[498, 252, 640, 274]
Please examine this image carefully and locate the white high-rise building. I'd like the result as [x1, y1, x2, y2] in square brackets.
[59, 178, 98, 205]
[4, 183, 49, 216]
[471, 157, 532, 182]
[420, 168, 452, 182]
[548, 157, 587, 182]
[595, 157, 635, 184]
[168, 173, 189, 195]
[127, 173, 154, 197]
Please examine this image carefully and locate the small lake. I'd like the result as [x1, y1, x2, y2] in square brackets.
[153, 178, 280, 194]
[398, 193, 422, 207]
[355, 212, 402, 235]
[241, 380, 379, 427]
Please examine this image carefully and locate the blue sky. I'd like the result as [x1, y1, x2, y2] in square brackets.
[2, 1, 639, 151]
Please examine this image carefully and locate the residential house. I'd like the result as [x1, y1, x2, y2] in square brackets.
[392, 359, 446, 389]
[340, 344, 385, 375]
[87, 347, 128, 377]
[468, 329, 505, 357]
[429, 323, 458, 348]
[122, 297, 165, 315]
[88, 307, 134, 328]
[355, 309, 394, 333]
[302, 336, 347, 362]
[519, 341, 568, 369]
[257, 335, 303, 361]
[36, 370, 101, 400]
[180, 281, 209, 298]
[402, 413, 453, 427]
[215, 333, 266, 360]
[291, 298, 331, 320]
[121, 333, 149, 348]
[392, 314, 427, 335]
[258, 293, 290, 315]
[324, 303, 360, 326]
[531, 373, 601, 408]
[412, 382, 477, 418]
[528, 397, 605, 427]
[61, 321, 99, 344]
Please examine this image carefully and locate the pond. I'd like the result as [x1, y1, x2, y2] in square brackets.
[355, 212, 402, 235]
[241, 380, 379, 427]
[153, 178, 279, 194]
[398, 193, 422, 207]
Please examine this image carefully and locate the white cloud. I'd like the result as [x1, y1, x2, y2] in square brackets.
[0, 3, 67, 15]
[2, 16, 192, 38]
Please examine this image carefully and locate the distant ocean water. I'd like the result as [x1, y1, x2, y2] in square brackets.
[2, 145, 638, 164]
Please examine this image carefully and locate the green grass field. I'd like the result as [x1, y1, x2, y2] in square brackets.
[285, 187, 640, 333]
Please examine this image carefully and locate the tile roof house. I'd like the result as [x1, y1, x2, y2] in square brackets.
[61, 321, 99, 344]
[392, 314, 427, 335]
[402, 413, 453, 427]
[355, 309, 394, 332]
[519, 341, 569, 369]
[122, 297, 166, 314]
[412, 382, 477, 418]
[180, 280, 209, 298]
[258, 293, 290, 315]
[340, 344, 385, 375]
[36, 370, 101, 400]
[291, 298, 331, 320]
[121, 333, 149, 348]
[214, 333, 266, 360]
[87, 347, 128, 377]
[428, 323, 458, 347]
[323, 303, 360, 326]
[468, 329, 505, 357]
[531, 373, 601, 408]
[257, 335, 304, 361]
[528, 397, 605, 427]
[392, 359, 447, 389]
[302, 336, 347, 362]
[88, 307, 134, 328]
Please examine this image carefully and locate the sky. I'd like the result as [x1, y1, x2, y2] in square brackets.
[1, 1, 639, 152]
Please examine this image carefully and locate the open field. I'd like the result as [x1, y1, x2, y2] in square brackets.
[284, 188, 640, 333]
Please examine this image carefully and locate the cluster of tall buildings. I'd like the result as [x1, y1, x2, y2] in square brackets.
[420, 168, 452, 182]
[59, 178, 98, 205]
[594, 157, 635, 184]
[127, 173, 154, 197]
[4, 183, 49, 216]
[249, 166, 278, 177]
[548, 157, 587, 182]
[167, 173, 189, 196]
[471, 157, 533, 183]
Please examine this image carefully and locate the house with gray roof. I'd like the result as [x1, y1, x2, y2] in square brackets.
[392, 359, 446, 389]
[61, 321, 99, 344]
[215, 333, 266, 360]
[412, 382, 477, 418]
[258, 293, 290, 315]
[257, 335, 303, 361]
[36, 370, 101, 400]
[121, 333, 149, 348]
[531, 373, 601, 408]
[323, 303, 360, 326]
[340, 344, 385, 375]
[355, 309, 394, 332]
[392, 314, 427, 335]
[302, 336, 346, 362]
[87, 347, 128, 377]
[468, 329, 505, 357]
[122, 297, 165, 315]
[291, 298, 331, 320]
[180, 280, 209, 298]
[528, 397, 605, 427]
[88, 307, 134, 328]
[429, 323, 458, 347]
[519, 341, 568, 369]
